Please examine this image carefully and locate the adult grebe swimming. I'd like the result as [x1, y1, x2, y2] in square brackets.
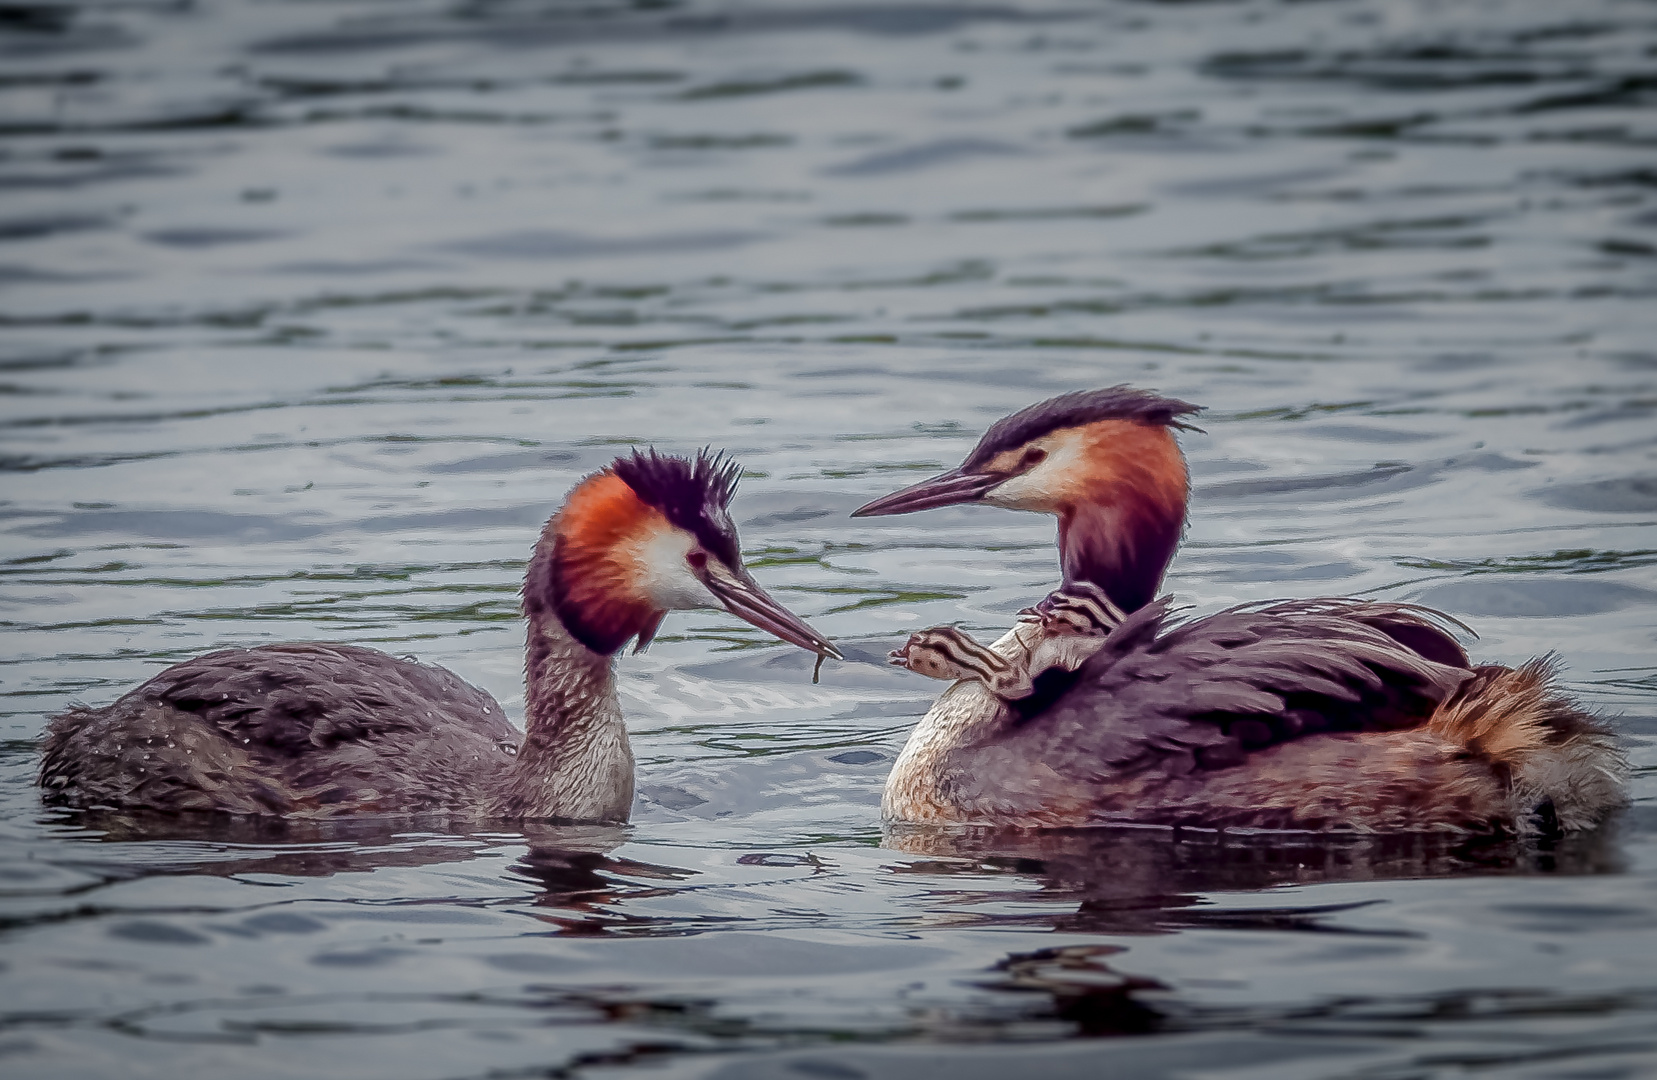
[853, 388, 1625, 834]
[40, 450, 839, 822]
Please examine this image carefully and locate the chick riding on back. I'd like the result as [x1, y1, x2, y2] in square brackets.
[855, 387, 1625, 834]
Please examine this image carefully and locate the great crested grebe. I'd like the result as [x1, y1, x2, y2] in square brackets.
[40, 450, 839, 822]
[853, 387, 1626, 834]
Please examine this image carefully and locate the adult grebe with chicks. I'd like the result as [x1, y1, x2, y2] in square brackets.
[856, 387, 1626, 834]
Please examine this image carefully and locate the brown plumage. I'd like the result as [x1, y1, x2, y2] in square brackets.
[40, 644, 520, 817]
[856, 388, 1626, 834]
[39, 450, 839, 822]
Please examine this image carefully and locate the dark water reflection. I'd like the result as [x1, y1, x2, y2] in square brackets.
[3, 0, 1656, 1076]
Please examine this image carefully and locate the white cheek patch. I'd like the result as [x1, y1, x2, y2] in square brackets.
[632, 527, 719, 611]
[983, 430, 1087, 511]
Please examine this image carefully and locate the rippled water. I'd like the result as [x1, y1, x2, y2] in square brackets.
[3, 0, 1656, 1076]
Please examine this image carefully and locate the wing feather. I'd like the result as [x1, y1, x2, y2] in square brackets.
[152, 644, 514, 751]
[945, 597, 1476, 818]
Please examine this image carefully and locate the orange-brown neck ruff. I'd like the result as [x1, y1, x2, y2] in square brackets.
[1057, 420, 1189, 613]
[526, 471, 661, 656]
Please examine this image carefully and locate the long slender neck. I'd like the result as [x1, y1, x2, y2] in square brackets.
[1055, 426, 1189, 613]
[491, 518, 635, 822]
[1058, 493, 1185, 614]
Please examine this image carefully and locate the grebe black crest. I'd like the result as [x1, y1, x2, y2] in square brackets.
[40, 449, 839, 822]
[858, 387, 1626, 835]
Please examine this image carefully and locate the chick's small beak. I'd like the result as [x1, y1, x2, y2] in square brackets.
[702, 564, 843, 661]
[850, 467, 1003, 517]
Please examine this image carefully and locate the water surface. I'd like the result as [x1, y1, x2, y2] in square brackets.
[3, 1, 1655, 1076]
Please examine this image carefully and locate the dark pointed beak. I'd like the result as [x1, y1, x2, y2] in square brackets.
[703, 565, 843, 661]
[850, 467, 1003, 517]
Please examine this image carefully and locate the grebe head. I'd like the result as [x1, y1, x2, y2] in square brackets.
[853, 387, 1202, 518]
[545, 449, 840, 659]
[852, 387, 1203, 612]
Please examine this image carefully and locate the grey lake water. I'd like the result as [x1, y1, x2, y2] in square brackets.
[3, 0, 1656, 1076]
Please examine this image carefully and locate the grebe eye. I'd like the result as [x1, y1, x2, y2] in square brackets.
[1021, 447, 1047, 469]
[686, 550, 708, 570]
